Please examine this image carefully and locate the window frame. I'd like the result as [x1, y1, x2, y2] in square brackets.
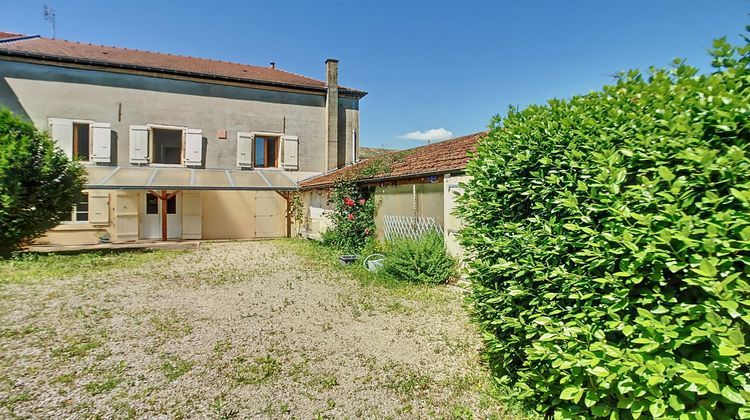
[60, 192, 90, 224]
[250, 131, 282, 169]
[49, 118, 96, 163]
[72, 122, 91, 162]
[147, 124, 186, 166]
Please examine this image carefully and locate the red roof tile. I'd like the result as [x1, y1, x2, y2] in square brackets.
[0, 32, 23, 39]
[0, 34, 365, 96]
[299, 131, 484, 189]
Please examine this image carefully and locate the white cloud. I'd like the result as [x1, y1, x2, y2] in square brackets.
[396, 128, 454, 142]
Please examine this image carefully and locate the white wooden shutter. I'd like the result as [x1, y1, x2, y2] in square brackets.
[48, 118, 73, 158]
[181, 192, 202, 239]
[184, 128, 203, 166]
[115, 191, 139, 241]
[91, 122, 112, 163]
[89, 191, 110, 224]
[129, 125, 149, 164]
[237, 132, 254, 167]
[282, 135, 299, 170]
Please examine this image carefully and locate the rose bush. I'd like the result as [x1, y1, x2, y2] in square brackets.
[322, 178, 376, 253]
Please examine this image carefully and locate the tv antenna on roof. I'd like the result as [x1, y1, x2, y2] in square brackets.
[43, 4, 56, 39]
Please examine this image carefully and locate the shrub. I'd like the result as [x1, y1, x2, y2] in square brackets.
[322, 178, 375, 253]
[0, 109, 86, 257]
[457, 37, 750, 418]
[381, 231, 457, 284]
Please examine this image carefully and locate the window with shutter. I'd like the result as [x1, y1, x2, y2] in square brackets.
[91, 122, 112, 163]
[61, 192, 89, 223]
[253, 135, 280, 168]
[89, 192, 110, 224]
[237, 132, 254, 167]
[282, 135, 299, 170]
[72, 122, 91, 161]
[129, 125, 150, 164]
[151, 128, 182, 164]
[48, 118, 74, 158]
[184, 129, 203, 166]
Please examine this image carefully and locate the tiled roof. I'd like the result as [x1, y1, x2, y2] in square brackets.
[0, 32, 23, 39]
[359, 147, 394, 159]
[0, 33, 365, 96]
[299, 131, 484, 189]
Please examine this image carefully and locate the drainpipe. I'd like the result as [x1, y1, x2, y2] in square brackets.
[352, 129, 357, 163]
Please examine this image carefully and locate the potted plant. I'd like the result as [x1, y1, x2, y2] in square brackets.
[96, 230, 111, 244]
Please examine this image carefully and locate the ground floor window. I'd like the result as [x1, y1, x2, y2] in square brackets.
[152, 128, 183, 164]
[61, 192, 89, 223]
[146, 193, 159, 214]
[254, 136, 279, 168]
[166, 195, 177, 214]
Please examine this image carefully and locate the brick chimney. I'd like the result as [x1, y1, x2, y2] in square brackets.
[325, 59, 339, 170]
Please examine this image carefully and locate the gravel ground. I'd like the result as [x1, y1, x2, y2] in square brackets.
[0, 240, 517, 419]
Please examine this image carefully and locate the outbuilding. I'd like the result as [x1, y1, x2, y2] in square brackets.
[298, 132, 484, 256]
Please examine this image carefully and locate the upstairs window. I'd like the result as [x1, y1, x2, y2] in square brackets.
[61, 192, 89, 223]
[48, 119, 112, 163]
[254, 136, 279, 168]
[73, 123, 90, 161]
[152, 128, 183, 165]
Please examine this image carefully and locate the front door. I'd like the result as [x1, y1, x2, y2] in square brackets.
[141, 192, 182, 240]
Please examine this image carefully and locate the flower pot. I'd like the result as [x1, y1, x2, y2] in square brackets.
[338, 255, 357, 265]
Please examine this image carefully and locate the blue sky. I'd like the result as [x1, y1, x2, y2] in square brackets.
[1, 0, 748, 149]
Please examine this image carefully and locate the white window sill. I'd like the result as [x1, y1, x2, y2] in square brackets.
[53, 223, 103, 231]
[148, 163, 185, 168]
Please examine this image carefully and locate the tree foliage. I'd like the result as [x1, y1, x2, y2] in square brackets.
[0, 109, 86, 256]
[457, 36, 750, 418]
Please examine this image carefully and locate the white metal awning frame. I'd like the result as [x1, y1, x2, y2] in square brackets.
[84, 166, 299, 191]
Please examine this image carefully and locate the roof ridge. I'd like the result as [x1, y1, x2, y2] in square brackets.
[41, 35, 292, 73]
[396, 131, 487, 154]
[0, 34, 366, 95]
[0, 34, 40, 44]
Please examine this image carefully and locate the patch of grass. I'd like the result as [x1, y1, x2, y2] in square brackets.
[308, 373, 339, 391]
[0, 249, 184, 284]
[281, 239, 457, 304]
[231, 356, 280, 385]
[84, 376, 122, 395]
[83, 361, 127, 395]
[451, 405, 474, 419]
[212, 339, 232, 356]
[150, 310, 193, 338]
[211, 394, 239, 419]
[0, 391, 31, 412]
[0, 324, 44, 339]
[159, 353, 194, 381]
[52, 373, 76, 386]
[51, 334, 104, 358]
[384, 367, 432, 396]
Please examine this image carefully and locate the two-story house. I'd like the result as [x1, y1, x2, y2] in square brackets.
[0, 31, 365, 244]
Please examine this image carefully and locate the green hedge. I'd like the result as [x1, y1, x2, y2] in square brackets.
[457, 37, 750, 418]
[0, 109, 85, 256]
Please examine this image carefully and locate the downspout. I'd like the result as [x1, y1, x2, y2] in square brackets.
[352, 129, 357, 163]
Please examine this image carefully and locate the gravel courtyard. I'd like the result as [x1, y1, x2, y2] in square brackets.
[0, 240, 517, 419]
